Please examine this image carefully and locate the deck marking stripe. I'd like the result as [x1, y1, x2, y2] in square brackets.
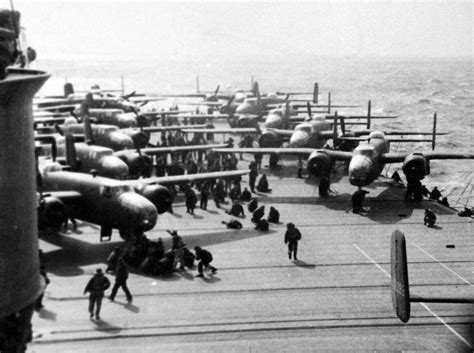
[413, 243, 473, 286]
[418, 302, 472, 348]
[353, 243, 472, 349]
[352, 243, 390, 278]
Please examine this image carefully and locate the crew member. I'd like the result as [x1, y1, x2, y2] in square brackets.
[200, 182, 211, 210]
[267, 206, 280, 223]
[240, 187, 252, 202]
[222, 219, 243, 229]
[184, 185, 197, 215]
[424, 208, 437, 227]
[84, 268, 111, 320]
[168, 230, 186, 271]
[284, 223, 302, 261]
[351, 188, 369, 213]
[226, 201, 245, 217]
[439, 197, 450, 207]
[194, 246, 217, 277]
[106, 247, 121, 273]
[249, 162, 258, 193]
[108, 258, 133, 302]
[256, 174, 271, 193]
[248, 198, 258, 213]
[430, 186, 442, 201]
[255, 218, 269, 231]
[252, 205, 265, 223]
[35, 265, 50, 311]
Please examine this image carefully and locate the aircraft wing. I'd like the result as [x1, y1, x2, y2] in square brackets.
[141, 110, 195, 118]
[291, 103, 361, 108]
[152, 93, 208, 98]
[34, 117, 68, 126]
[141, 144, 228, 155]
[381, 152, 474, 164]
[140, 124, 207, 133]
[181, 128, 259, 134]
[128, 96, 166, 104]
[140, 169, 250, 185]
[41, 190, 82, 202]
[170, 114, 230, 119]
[265, 128, 294, 137]
[173, 101, 223, 107]
[212, 147, 353, 160]
[336, 136, 434, 143]
[326, 114, 399, 119]
[34, 104, 77, 113]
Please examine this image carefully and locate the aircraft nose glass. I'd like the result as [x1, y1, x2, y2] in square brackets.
[290, 131, 309, 147]
[265, 114, 281, 127]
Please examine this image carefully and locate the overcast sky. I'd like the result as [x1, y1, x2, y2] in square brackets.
[14, 1, 473, 60]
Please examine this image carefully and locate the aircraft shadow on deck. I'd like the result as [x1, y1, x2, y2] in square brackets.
[41, 227, 275, 278]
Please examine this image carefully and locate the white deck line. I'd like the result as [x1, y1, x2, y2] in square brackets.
[413, 242, 474, 287]
[352, 243, 472, 350]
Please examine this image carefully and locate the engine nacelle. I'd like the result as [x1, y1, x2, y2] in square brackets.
[259, 130, 284, 147]
[133, 183, 172, 214]
[402, 153, 430, 180]
[307, 151, 333, 177]
[123, 129, 149, 149]
[37, 195, 68, 231]
[334, 133, 359, 152]
[116, 151, 153, 178]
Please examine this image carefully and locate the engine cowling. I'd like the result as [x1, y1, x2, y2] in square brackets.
[307, 151, 332, 178]
[259, 130, 284, 147]
[116, 151, 153, 178]
[133, 183, 172, 214]
[37, 195, 68, 231]
[402, 153, 429, 180]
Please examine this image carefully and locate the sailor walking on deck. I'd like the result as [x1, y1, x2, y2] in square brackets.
[84, 268, 110, 320]
[284, 223, 302, 261]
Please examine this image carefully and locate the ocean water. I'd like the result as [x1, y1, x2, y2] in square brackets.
[34, 56, 473, 208]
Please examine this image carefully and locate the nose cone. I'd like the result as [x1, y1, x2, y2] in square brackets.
[236, 103, 254, 115]
[125, 130, 149, 149]
[118, 192, 158, 232]
[109, 132, 135, 150]
[116, 113, 138, 128]
[259, 130, 282, 147]
[100, 156, 130, 179]
[289, 130, 310, 148]
[265, 112, 283, 128]
[348, 156, 372, 186]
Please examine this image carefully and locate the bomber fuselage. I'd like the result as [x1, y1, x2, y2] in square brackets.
[41, 170, 157, 232]
[348, 133, 389, 187]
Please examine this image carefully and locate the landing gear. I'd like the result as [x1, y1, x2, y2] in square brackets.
[119, 228, 142, 242]
[405, 177, 423, 202]
[269, 153, 279, 169]
[318, 177, 330, 197]
[100, 226, 112, 242]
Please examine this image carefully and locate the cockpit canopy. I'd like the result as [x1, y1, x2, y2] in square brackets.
[354, 144, 375, 158]
[369, 131, 385, 140]
[312, 114, 326, 122]
[97, 125, 119, 134]
[101, 184, 133, 197]
[294, 123, 312, 134]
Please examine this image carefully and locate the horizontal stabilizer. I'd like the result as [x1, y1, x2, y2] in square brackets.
[327, 115, 398, 119]
[141, 124, 207, 133]
[391, 230, 411, 323]
[141, 110, 195, 117]
[181, 128, 259, 134]
[34, 104, 77, 113]
[142, 144, 227, 155]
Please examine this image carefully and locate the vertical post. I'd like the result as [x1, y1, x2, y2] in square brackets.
[327, 92, 331, 114]
[0, 68, 50, 350]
